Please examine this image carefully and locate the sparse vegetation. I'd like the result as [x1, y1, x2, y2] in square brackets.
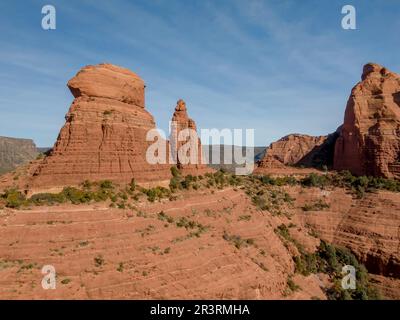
[287, 277, 300, 292]
[222, 231, 255, 249]
[94, 255, 104, 267]
[141, 186, 171, 202]
[117, 262, 124, 272]
[301, 199, 330, 211]
[293, 240, 381, 300]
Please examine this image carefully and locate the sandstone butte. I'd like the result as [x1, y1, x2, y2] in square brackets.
[24, 63, 206, 193]
[255, 131, 339, 174]
[334, 63, 400, 178]
[170, 99, 212, 176]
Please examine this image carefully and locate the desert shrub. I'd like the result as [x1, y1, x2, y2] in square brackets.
[171, 166, 181, 178]
[176, 217, 198, 229]
[142, 186, 170, 202]
[293, 240, 381, 300]
[252, 195, 268, 210]
[301, 173, 328, 188]
[302, 199, 330, 211]
[157, 211, 174, 223]
[61, 187, 93, 204]
[2, 189, 27, 209]
[222, 232, 254, 249]
[30, 193, 66, 205]
[332, 171, 400, 194]
[94, 255, 104, 267]
[287, 277, 300, 292]
[92, 190, 109, 202]
[274, 224, 291, 240]
[99, 180, 114, 189]
[169, 176, 181, 191]
[128, 178, 136, 192]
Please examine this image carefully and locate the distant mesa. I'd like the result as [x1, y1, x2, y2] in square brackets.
[0, 136, 38, 174]
[256, 131, 339, 172]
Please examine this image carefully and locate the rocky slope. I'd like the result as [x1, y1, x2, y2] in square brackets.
[0, 137, 38, 174]
[291, 186, 400, 299]
[334, 63, 400, 178]
[0, 186, 325, 299]
[0, 173, 397, 299]
[28, 64, 172, 192]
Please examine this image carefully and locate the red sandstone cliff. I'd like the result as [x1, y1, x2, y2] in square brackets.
[29, 64, 171, 190]
[334, 63, 400, 178]
[256, 131, 339, 171]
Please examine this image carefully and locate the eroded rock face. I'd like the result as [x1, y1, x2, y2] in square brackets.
[257, 132, 339, 170]
[170, 99, 211, 175]
[334, 63, 400, 178]
[296, 188, 400, 280]
[29, 63, 171, 189]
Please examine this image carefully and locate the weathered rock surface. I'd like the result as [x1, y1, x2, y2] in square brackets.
[29, 63, 171, 190]
[170, 99, 212, 175]
[294, 187, 400, 281]
[0, 137, 38, 174]
[0, 187, 325, 299]
[334, 63, 400, 178]
[67, 64, 145, 107]
[256, 131, 339, 171]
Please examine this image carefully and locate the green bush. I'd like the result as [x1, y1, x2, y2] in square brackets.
[293, 240, 382, 300]
[99, 180, 114, 189]
[61, 187, 93, 204]
[302, 199, 330, 211]
[2, 189, 27, 209]
[30, 193, 66, 205]
[141, 186, 170, 202]
[301, 173, 328, 188]
[171, 166, 181, 178]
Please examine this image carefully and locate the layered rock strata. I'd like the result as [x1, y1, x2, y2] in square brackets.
[29, 64, 171, 189]
[334, 63, 400, 178]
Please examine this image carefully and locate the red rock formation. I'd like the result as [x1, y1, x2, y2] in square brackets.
[29, 63, 171, 190]
[170, 99, 212, 175]
[256, 132, 339, 170]
[334, 63, 400, 178]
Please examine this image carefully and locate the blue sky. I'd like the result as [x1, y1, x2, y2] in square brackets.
[0, 0, 399, 147]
